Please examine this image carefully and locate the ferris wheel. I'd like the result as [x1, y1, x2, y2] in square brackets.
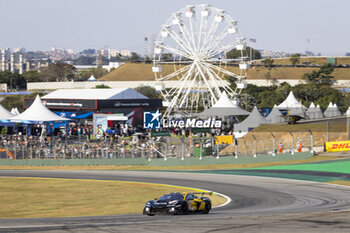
[153, 4, 249, 117]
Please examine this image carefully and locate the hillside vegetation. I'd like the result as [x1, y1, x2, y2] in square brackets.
[271, 57, 350, 65]
[100, 63, 350, 81]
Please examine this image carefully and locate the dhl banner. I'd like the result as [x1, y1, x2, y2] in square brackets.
[216, 135, 233, 144]
[325, 140, 350, 152]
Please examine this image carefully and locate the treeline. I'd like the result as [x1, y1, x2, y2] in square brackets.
[0, 64, 109, 91]
[230, 63, 350, 112]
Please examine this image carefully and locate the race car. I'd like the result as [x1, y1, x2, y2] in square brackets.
[143, 192, 212, 216]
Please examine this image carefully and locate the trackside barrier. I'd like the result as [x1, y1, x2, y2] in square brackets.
[0, 130, 321, 162]
[235, 131, 317, 157]
[0, 152, 314, 166]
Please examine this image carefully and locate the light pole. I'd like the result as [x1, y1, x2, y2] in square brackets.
[249, 38, 257, 62]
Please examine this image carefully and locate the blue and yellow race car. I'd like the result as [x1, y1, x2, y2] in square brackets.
[143, 192, 212, 216]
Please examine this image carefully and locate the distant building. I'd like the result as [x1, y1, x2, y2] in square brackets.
[120, 49, 132, 57]
[0, 48, 11, 55]
[110, 49, 121, 57]
[74, 62, 122, 72]
[66, 49, 74, 54]
[23, 88, 162, 128]
[260, 50, 289, 58]
[13, 48, 26, 53]
[102, 62, 122, 71]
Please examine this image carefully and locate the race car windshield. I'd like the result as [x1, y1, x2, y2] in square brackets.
[158, 194, 184, 202]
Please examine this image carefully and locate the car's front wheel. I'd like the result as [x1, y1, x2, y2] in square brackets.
[143, 207, 154, 216]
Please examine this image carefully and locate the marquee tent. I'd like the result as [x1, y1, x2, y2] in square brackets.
[324, 102, 341, 118]
[266, 105, 285, 124]
[346, 106, 350, 116]
[10, 108, 20, 115]
[306, 102, 324, 119]
[9, 95, 70, 123]
[198, 92, 250, 117]
[277, 91, 306, 109]
[0, 104, 14, 119]
[288, 105, 306, 118]
[234, 106, 268, 136]
[87, 75, 96, 81]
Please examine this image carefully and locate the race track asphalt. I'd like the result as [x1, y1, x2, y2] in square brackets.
[1, 170, 350, 233]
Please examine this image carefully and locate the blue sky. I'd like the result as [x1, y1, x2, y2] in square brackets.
[1, 0, 349, 55]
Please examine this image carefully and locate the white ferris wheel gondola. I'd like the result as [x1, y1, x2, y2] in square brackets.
[153, 4, 249, 117]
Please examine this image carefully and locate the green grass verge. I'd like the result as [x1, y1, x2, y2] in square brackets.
[251, 159, 350, 174]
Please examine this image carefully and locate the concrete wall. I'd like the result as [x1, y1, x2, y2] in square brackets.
[26, 80, 350, 91]
[27, 80, 228, 90]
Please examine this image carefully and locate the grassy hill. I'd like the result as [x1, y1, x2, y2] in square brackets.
[100, 62, 350, 81]
[272, 56, 350, 65]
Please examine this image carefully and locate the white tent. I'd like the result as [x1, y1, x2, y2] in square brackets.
[266, 105, 285, 124]
[14, 108, 20, 115]
[88, 75, 96, 81]
[9, 95, 70, 122]
[10, 108, 17, 115]
[306, 102, 324, 119]
[346, 106, 350, 116]
[0, 105, 14, 119]
[324, 102, 341, 118]
[234, 106, 268, 137]
[278, 91, 306, 109]
[288, 106, 306, 118]
[315, 104, 324, 118]
[198, 92, 250, 117]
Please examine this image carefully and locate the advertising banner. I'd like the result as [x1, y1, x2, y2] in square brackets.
[24, 98, 97, 109]
[216, 135, 234, 144]
[325, 140, 350, 152]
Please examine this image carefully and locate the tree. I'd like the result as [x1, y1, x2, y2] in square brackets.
[289, 54, 301, 66]
[292, 83, 343, 110]
[161, 53, 173, 61]
[78, 68, 108, 81]
[240, 82, 292, 109]
[1, 92, 45, 112]
[264, 71, 278, 86]
[129, 52, 140, 62]
[261, 57, 274, 68]
[345, 52, 350, 57]
[302, 63, 335, 85]
[0, 71, 27, 90]
[80, 48, 96, 55]
[22, 70, 43, 82]
[237, 94, 256, 111]
[226, 46, 261, 60]
[39, 63, 76, 82]
[95, 84, 110, 88]
[225, 76, 237, 90]
[135, 86, 161, 99]
[73, 56, 96, 65]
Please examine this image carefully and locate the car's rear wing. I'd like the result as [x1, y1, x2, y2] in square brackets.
[189, 192, 213, 196]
